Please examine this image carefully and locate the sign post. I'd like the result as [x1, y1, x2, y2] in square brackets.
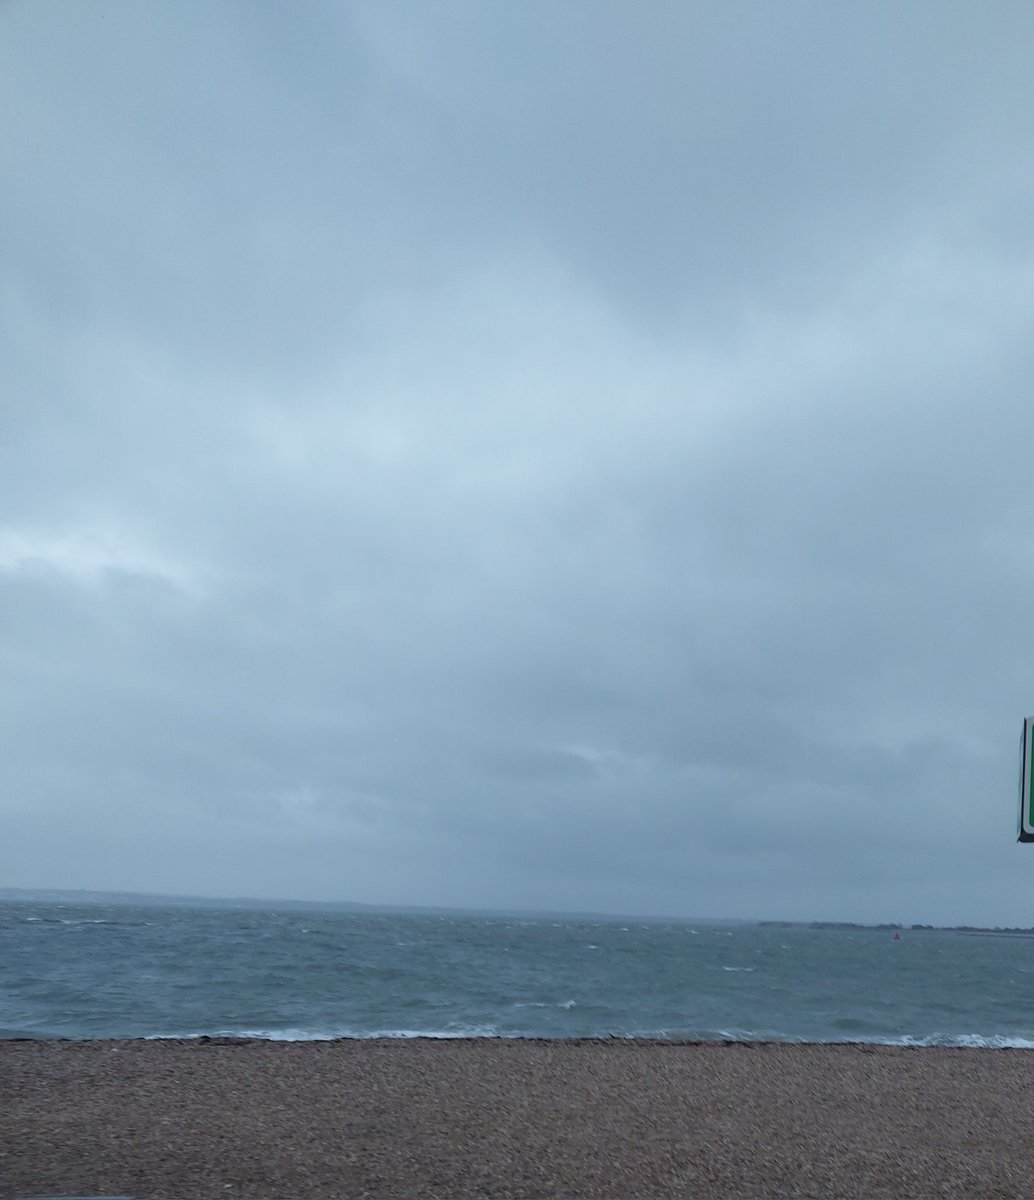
[1020, 717, 1034, 842]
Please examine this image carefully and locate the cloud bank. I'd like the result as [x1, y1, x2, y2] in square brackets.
[3, 1, 1034, 923]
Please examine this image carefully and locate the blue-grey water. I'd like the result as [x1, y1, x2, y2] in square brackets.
[4, 901, 1034, 1046]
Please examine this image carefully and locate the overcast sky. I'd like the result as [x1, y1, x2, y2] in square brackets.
[3, 1, 1034, 925]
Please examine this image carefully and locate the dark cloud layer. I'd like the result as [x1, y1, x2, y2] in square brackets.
[3, 1, 1034, 923]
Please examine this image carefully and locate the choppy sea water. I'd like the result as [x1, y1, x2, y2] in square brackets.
[4, 900, 1034, 1046]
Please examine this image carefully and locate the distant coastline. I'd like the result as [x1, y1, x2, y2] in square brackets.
[759, 920, 1034, 937]
[0, 887, 744, 926]
[2, 887, 1028, 934]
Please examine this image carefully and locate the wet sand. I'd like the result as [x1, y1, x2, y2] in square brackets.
[3, 1038, 1032, 1199]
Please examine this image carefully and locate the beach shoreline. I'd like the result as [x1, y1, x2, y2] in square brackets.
[4, 1038, 1031, 1199]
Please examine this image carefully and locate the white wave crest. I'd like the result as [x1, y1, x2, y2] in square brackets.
[894, 1032, 1034, 1050]
[147, 1024, 507, 1041]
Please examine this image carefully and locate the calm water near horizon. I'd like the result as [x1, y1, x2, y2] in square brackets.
[4, 900, 1034, 1046]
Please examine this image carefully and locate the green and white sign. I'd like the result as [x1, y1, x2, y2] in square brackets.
[1020, 718, 1034, 842]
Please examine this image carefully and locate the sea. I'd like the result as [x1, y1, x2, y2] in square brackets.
[4, 899, 1034, 1047]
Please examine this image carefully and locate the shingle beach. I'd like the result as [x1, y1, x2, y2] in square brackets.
[3, 1038, 1031, 1199]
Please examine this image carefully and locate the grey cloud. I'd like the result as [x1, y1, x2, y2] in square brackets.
[2, 1, 1033, 925]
